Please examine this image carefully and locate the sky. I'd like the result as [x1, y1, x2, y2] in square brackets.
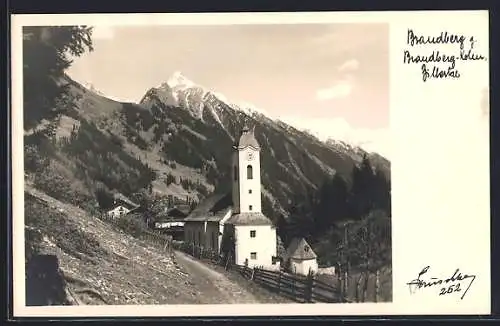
[67, 23, 390, 158]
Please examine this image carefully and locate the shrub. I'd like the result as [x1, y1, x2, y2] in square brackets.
[114, 213, 148, 239]
[24, 193, 108, 260]
[24, 144, 50, 173]
[33, 163, 93, 208]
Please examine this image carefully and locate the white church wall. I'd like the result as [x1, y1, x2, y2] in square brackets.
[237, 150, 262, 214]
[234, 224, 278, 269]
[232, 147, 262, 215]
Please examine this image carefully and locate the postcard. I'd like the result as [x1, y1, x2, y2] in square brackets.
[11, 11, 490, 317]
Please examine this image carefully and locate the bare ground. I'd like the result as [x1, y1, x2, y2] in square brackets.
[24, 185, 273, 305]
[174, 252, 261, 304]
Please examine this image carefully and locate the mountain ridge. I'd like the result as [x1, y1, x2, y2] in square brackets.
[25, 72, 390, 222]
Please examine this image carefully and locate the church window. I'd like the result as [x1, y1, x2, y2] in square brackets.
[250, 230, 256, 238]
[249, 205, 253, 211]
[234, 166, 238, 181]
[247, 165, 253, 179]
[250, 252, 257, 260]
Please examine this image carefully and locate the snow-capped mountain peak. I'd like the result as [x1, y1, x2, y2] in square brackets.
[167, 71, 196, 89]
[144, 71, 266, 120]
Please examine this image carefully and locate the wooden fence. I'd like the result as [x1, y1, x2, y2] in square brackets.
[171, 240, 221, 263]
[232, 264, 347, 303]
[172, 240, 347, 304]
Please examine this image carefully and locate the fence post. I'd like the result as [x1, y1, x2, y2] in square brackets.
[163, 237, 168, 253]
[362, 272, 369, 302]
[344, 270, 349, 300]
[305, 271, 314, 303]
[277, 270, 282, 294]
[251, 267, 256, 281]
[355, 274, 363, 303]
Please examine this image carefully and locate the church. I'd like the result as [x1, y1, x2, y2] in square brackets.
[184, 125, 280, 270]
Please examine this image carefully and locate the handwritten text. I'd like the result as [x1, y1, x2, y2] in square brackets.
[403, 29, 486, 82]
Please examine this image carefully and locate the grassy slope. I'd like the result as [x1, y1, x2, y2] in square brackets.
[25, 185, 205, 305]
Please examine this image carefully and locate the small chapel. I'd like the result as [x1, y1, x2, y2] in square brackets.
[184, 125, 280, 270]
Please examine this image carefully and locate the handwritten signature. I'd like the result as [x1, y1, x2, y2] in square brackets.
[406, 266, 476, 300]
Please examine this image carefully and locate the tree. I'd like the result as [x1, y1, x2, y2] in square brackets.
[95, 186, 114, 210]
[349, 155, 376, 219]
[23, 26, 94, 129]
[285, 192, 315, 241]
[372, 168, 391, 216]
[131, 188, 153, 211]
[313, 173, 350, 233]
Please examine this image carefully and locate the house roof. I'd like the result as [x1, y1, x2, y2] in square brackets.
[166, 207, 189, 217]
[225, 212, 273, 226]
[112, 193, 139, 209]
[155, 207, 189, 222]
[184, 192, 232, 222]
[285, 237, 317, 260]
[207, 207, 232, 222]
[236, 126, 260, 150]
[173, 204, 191, 215]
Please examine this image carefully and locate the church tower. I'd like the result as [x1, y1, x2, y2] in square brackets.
[231, 124, 262, 214]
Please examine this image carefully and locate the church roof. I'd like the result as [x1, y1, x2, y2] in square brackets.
[236, 126, 260, 150]
[225, 212, 273, 226]
[184, 192, 232, 222]
[285, 237, 317, 260]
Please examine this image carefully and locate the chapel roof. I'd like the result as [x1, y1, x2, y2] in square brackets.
[285, 237, 317, 260]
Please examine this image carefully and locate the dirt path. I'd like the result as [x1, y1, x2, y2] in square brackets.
[174, 251, 261, 304]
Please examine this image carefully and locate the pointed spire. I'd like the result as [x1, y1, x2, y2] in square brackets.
[241, 118, 251, 134]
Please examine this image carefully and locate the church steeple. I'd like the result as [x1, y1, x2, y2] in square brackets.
[236, 123, 260, 151]
[232, 124, 262, 214]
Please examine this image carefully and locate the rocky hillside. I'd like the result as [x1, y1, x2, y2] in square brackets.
[25, 72, 390, 221]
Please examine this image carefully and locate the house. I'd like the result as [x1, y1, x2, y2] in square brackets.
[107, 193, 140, 219]
[184, 125, 279, 271]
[153, 206, 190, 240]
[184, 193, 233, 253]
[283, 237, 318, 276]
